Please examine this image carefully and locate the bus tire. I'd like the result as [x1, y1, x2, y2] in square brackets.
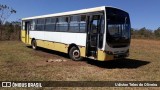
[69, 46, 83, 61]
[31, 40, 37, 50]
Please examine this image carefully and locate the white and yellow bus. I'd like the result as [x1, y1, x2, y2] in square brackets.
[21, 6, 131, 61]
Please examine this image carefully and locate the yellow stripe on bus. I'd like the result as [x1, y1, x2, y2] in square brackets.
[36, 40, 86, 57]
[97, 50, 114, 61]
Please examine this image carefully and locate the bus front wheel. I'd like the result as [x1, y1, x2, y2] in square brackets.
[69, 46, 83, 61]
[31, 40, 37, 50]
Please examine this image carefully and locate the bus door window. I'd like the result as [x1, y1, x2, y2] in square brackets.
[90, 15, 100, 47]
[99, 15, 104, 49]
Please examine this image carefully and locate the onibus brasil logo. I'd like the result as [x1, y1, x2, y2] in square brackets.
[1, 82, 42, 87]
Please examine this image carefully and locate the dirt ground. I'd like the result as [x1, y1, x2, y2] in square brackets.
[0, 39, 159, 90]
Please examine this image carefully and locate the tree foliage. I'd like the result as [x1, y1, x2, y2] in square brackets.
[132, 27, 160, 39]
[0, 4, 17, 40]
[0, 4, 16, 25]
[0, 21, 21, 40]
[154, 27, 160, 37]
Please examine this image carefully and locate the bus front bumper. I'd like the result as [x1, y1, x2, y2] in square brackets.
[113, 53, 129, 59]
[97, 50, 129, 61]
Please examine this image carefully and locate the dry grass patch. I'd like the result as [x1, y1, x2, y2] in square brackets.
[0, 39, 160, 89]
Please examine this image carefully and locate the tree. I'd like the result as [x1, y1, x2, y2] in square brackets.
[131, 28, 134, 35]
[154, 27, 160, 38]
[5, 22, 14, 40]
[139, 27, 146, 35]
[131, 27, 155, 39]
[0, 4, 16, 40]
[138, 27, 153, 38]
[0, 4, 16, 24]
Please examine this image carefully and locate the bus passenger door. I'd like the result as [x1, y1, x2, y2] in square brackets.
[86, 15, 101, 58]
[24, 21, 30, 44]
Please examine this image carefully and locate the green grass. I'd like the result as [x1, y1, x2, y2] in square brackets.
[0, 39, 159, 90]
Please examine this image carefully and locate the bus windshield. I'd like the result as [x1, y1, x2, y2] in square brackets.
[106, 8, 131, 48]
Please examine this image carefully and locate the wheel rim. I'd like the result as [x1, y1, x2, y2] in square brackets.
[72, 50, 80, 58]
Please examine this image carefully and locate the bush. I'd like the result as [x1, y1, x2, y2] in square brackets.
[132, 27, 160, 40]
[0, 21, 21, 41]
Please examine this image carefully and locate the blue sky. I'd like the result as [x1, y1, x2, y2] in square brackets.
[0, 0, 160, 30]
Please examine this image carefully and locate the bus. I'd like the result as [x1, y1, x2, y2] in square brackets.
[21, 6, 131, 61]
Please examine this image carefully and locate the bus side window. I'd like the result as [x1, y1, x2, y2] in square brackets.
[79, 15, 86, 32]
[56, 17, 68, 32]
[69, 15, 80, 32]
[35, 19, 45, 31]
[31, 20, 36, 31]
[45, 17, 56, 31]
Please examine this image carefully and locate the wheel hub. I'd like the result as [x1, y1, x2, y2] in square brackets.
[73, 50, 80, 58]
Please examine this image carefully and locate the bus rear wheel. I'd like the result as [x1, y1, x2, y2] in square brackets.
[69, 46, 83, 61]
[31, 40, 37, 50]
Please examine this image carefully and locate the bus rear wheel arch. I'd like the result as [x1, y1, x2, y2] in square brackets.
[68, 46, 83, 61]
[31, 39, 37, 50]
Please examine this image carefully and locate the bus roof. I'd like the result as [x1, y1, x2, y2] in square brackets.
[22, 6, 123, 20]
